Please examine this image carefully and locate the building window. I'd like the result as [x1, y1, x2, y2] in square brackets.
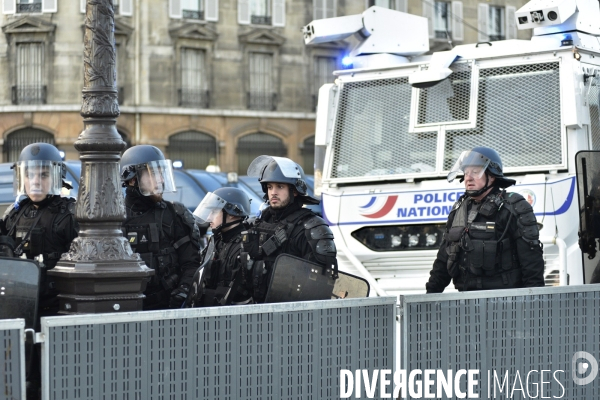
[314, 0, 335, 19]
[4, 128, 54, 162]
[182, 0, 203, 20]
[250, 0, 271, 25]
[237, 132, 286, 175]
[248, 52, 275, 111]
[313, 56, 336, 110]
[17, 0, 41, 13]
[433, 1, 450, 39]
[301, 136, 315, 175]
[167, 131, 217, 170]
[179, 48, 209, 108]
[488, 6, 505, 41]
[13, 42, 46, 105]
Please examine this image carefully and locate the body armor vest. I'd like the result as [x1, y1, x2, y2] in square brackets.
[445, 192, 518, 285]
[123, 203, 189, 296]
[5, 196, 75, 268]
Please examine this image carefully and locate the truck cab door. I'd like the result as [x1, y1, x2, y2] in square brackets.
[575, 151, 600, 283]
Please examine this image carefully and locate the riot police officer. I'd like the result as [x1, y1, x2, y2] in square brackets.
[191, 187, 253, 306]
[0, 143, 78, 317]
[120, 145, 201, 310]
[243, 155, 338, 303]
[426, 146, 545, 293]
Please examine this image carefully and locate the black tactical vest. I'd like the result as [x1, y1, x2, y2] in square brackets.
[123, 202, 190, 295]
[445, 191, 519, 287]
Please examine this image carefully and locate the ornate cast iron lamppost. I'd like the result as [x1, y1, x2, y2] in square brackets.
[48, 0, 153, 314]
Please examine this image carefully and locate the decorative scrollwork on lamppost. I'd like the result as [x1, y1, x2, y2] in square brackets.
[48, 0, 153, 314]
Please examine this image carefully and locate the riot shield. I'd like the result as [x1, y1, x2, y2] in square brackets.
[0, 257, 40, 380]
[264, 254, 369, 303]
[185, 237, 215, 307]
[576, 151, 600, 282]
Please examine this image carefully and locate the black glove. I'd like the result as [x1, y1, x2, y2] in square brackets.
[169, 285, 189, 309]
[0, 236, 16, 258]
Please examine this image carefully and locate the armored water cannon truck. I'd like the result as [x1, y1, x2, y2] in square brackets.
[303, 1, 600, 296]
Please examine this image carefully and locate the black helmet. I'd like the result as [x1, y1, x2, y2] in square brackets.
[120, 145, 176, 195]
[213, 187, 251, 217]
[469, 146, 516, 188]
[247, 155, 319, 205]
[13, 143, 70, 198]
[193, 188, 251, 224]
[447, 146, 516, 190]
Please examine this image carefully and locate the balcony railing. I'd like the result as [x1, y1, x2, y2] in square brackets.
[247, 91, 277, 111]
[17, 2, 42, 13]
[251, 15, 272, 25]
[435, 30, 451, 39]
[178, 89, 210, 108]
[488, 34, 505, 41]
[12, 85, 46, 105]
[183, 9, 204, 20]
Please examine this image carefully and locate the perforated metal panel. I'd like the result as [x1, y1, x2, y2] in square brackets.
[444, 62, 562, 170]
[590, 76, 600, 150]
[331, 77, 437, 179]
[42, 298, 395, 400]
[329, 61, 563, 181]
[0, 319, 25, 400]
[417, 62, 472, 125]
[401, 286, 600, 399]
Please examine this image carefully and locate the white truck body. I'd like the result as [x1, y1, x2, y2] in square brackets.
[305, 4, 600, 296]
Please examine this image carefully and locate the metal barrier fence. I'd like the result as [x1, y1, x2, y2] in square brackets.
[40, 297, 396, 400]
[0, 319, 25, 400]
[399, 285, 600, 399]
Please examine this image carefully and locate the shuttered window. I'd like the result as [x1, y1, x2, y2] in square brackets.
[180, 48, 208, 108]
[14, 43, 45, 105]
[237, 133, 286, 175]
[248, 52, 274, 110]
[313, 0, 335, 20]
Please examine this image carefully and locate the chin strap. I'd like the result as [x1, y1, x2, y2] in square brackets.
[212, 211, 241, 237]
[466, 174, 491, 198]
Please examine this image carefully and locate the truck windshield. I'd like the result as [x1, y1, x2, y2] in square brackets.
[330, 61, 562, 181]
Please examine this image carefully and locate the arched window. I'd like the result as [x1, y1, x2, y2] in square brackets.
[167, 131, 217, 170]
[301, 135, 315, 175]
[237, 132, 286, 175]
[4, 128, 54, 162]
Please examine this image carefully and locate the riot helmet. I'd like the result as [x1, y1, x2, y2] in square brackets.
[247, 155, 319, 205]
[120, 145, 176, 196]
[13, 143, 69, 201]
[447, 146, 516, 197]
[193, 187, 251, 224]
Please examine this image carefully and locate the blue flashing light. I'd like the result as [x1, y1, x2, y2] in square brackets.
[561, 34, 573, 46]
[341, 56, 353, 69]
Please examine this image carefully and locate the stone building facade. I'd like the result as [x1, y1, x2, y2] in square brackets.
[0, 0, 530, 174]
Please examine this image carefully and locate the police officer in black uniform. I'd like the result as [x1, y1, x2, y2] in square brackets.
[243, 155, 338, 303]
[426, 146, 545, 293]
[120, 145, 201, 309]
[0, 143, 78, 316]
[192, 187, 253, 306]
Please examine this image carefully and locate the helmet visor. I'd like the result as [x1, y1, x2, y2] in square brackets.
[447, 150, 491, 183]
[13, 160, 63, 198]
[247, 155, 301, 179]
[137, 160, 176, 196]
[193, 192, 227, 223]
